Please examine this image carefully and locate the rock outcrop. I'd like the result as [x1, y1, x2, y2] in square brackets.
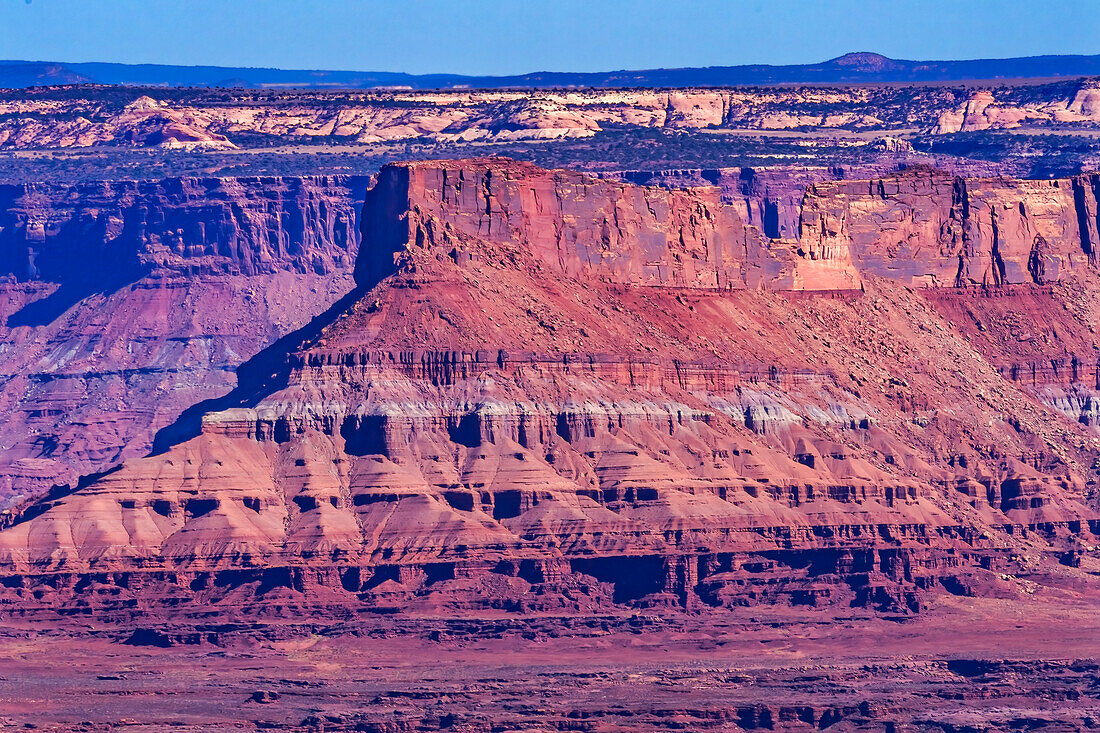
[0, 174, 369, 503]
[0, 95, 238, 149]
[4, 79, 1099, 151]
[353, 158, 863, 293]
[932, 82, 1100, 134]
[0, 159, 1097, 620]
[0, 88, 888, 149]
[800, 168, 1100, 286]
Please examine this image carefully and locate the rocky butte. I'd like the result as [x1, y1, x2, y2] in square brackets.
[0, 158, 1097, 622]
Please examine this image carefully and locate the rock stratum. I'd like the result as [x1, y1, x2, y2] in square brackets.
[0, 174, 368, 503]
[0, 158, 1099, 620]
[4, 78, 1100, 152]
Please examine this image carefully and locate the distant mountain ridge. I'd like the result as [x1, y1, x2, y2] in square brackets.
[3, 52, 1100, 90]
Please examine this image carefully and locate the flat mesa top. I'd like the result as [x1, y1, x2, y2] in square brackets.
[387, 157, 558, 176]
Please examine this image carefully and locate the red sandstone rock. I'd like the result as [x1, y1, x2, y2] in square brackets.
[0, 159, 1096, 619]
[0, 175, 368, 503]
[800, 167, 1100, 287]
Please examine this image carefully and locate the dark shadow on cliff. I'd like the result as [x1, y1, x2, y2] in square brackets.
[0, 464, 125, 531]
[147, 165, 403, 456]
[0, 279, 372, 530]
[5, 263, 149, 329]
[149, 284, 367, 456]
[149, 166, 403, 456]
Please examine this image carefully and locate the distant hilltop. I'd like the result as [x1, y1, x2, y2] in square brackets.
[4, 52, 1100, 90]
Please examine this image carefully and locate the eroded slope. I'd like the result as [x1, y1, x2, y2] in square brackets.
[0, 175, 368, 503]
[0, 159, 1097, 619]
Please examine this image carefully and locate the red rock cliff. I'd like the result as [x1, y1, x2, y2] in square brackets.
[359, 160, 1100, 296]
[356, 158, 862, 293]
[0, 175, 369, 503]
[0, 159, 1097, 621]
[800, 168, 1100, 286]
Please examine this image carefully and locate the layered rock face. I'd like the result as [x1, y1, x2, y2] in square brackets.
[0, 159, 1098, 620]
[613, 158, 1010, 241]
[800, 169, 1100, 287]
[932, 82, 1100, 133]
[361, 160, 1100, 292]
[616, 166, 872, 241]
[354, 159, 863, 293]
[0, 175, 368, 503]
[0, 88, 891, 150]
[4, 79, 1099, 152]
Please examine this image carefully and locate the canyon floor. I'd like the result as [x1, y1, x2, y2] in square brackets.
[3, 594, 1099, 732]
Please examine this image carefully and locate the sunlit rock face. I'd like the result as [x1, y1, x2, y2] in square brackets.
[0, 158, 1098, 620]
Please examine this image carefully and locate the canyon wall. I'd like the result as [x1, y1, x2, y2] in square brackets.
[612, 157, 1009, 240]
[0, 89, 907, 149]
[932, 83, 1100, 133]
[360, 159, 1100, 294]
[355, 159, 865, 293]
[616, 165, 884, 241]
[0, 159, 1097, 620]
[800, 169, 1100, 287]
[0, 175, 369, 504]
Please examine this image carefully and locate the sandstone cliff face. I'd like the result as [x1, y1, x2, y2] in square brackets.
[800, 168, 1100, 287]
[0, 88, 890, 150]
[1, 159, 1097, 620]
[617, 166, 873, 241]
[0, 174, 363, 281]
[3, 80, 1097, 154]
[613, 159, 1007, 242]
[0, 95, 237, 149]
[0, 175, 368, 503]
[932, 83, 1100, 134]
[355, 159, 862, 293]
[358, 160, 1100, 297]
[359, 160, 1100, 295]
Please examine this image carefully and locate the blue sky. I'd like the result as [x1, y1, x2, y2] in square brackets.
[1, 0, 1098, 75]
